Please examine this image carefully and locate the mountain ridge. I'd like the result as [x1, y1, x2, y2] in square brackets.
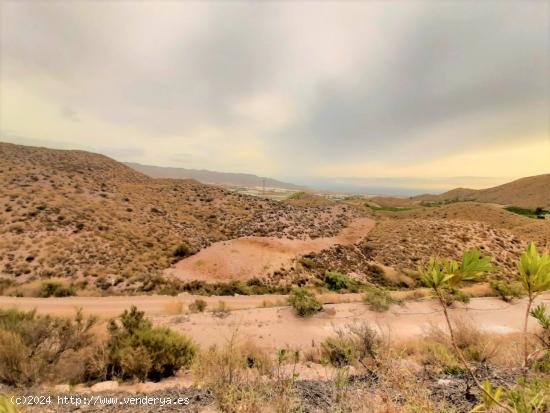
[125, 162, 305, 191]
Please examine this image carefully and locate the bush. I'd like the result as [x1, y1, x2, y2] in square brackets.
[107, 306, 196, 381]
[0, 308, 96, 386]
[490, 280, 523, 302]
[321, 323, 380, 368]
[189, 299, 207, 313]
[324, 271, 351, 291]
[412, 322, 497, 369]
[321, 332, 355, 367]
[39, 281, 76, 297]
[299, 257, 316, 270]
[445, 288, 471, 305]
[172, 243, 193, 258]
[362, 286, 392, 312]
[288, 288, 323, 317]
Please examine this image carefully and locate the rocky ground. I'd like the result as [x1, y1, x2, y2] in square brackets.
[2, 366, 519, 413]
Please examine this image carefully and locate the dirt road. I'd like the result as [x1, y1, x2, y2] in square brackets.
[157, 294, 550, 350]
[163, 217, 375, 282]
[2, 292, 548, 350]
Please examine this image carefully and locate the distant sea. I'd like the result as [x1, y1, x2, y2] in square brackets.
[304, 182, 446, 197]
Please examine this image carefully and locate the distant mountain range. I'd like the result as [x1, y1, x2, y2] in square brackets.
[125, 162, 305, 191]
[413, 174, 550, 208]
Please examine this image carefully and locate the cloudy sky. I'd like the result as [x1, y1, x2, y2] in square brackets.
[1, 0, 548, 193]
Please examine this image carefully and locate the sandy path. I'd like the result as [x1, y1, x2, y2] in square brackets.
[160, 294, 550, 350]
[2, 293, 548, 350]
[0, 294, 291, 318]
[163, 217, 375, 282]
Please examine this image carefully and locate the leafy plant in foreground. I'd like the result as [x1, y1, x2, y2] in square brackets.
[421, 244, 550, 412]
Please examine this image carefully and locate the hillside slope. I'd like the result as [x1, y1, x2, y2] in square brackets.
[415, 174, 550, 208]
[126, 162, 305, 190]
[0, 143, 358, 294]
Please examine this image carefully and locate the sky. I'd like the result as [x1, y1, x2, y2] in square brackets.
[0, 0, 549, 194]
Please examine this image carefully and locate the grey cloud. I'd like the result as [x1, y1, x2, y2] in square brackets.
[278, 2, 549, 163]
[1, 1, 282, 135]
[1, 1, 548, 175]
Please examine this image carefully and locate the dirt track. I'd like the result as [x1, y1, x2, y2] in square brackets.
[2, 293, 548, 351]
[164, 217, 375, 282]
[158, 294, 550, 350]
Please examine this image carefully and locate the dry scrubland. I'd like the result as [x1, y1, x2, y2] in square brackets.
[0, 143, 550, 412]
[0, 143, 357, 295]
[1, 142, 549, 300]
[1, 291, 549, 412]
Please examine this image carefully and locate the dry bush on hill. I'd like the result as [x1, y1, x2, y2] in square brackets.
[367, 219, 525, 281]
[0, 143, 359, 294]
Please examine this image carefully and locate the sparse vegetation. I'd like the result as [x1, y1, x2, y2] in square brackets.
[365, 203, 412, 212]
[324, 271, 352, 291]
[106, 306, 196, 381]
[189, 298, 207, 313]
[0, 308, 97, 386]
[505, 206, 548, 219]
[0, 143, 357, 294]
[362, 285, 393, 312]
[172, 243, 194, 259]
[321, 323, 380, 368]
[420, 244, 550, 413]
[288, 287, 323, 317]
[491, 280, 524, 302]
[38, 281, 76, 297]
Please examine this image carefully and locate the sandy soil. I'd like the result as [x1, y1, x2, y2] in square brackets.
[158, 294, 550, 350]
[163, 217, 375, 282]
[2, 292, 548, 351]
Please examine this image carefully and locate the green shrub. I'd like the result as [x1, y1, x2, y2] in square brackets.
[107, 306, 196, 381]
[324, 271, 351, 291]
[0, 308, 96, 386]
[288, 288, 322, 317]
[505, 377, 549, 412]
[445, 288, 471, 305]
[362, 286, 392, 312]
[504, 205, 548, 219]
[39, 281, 75, 297]
[490, 280, 523, 302]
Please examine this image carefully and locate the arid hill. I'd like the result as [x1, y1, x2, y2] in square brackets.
[415, 174, 550, 208]
[0, 143, 358, 294]
[377, 202, 550, 247]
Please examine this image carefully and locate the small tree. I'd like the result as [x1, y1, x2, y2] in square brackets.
[422, 244, 550, 412]
[419, 248, 510, 411]
[517, 242, 550, 379]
